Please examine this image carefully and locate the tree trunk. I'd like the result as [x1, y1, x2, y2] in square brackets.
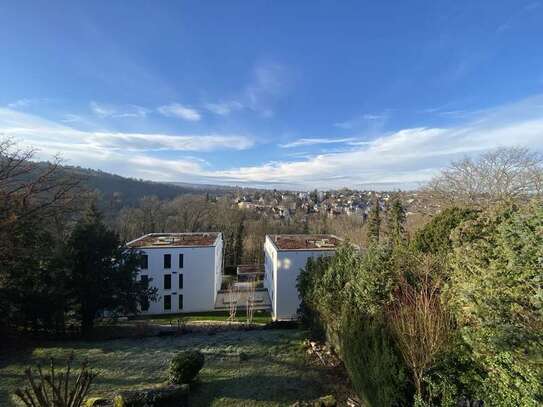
[81, 312, 95, 338]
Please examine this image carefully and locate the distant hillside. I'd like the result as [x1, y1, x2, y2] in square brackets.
[32, 164, 234, 213]
[64, 166, 198, 203]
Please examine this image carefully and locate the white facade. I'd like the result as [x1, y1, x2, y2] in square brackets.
[127, 233, 223, 315]
[264, 235, 339, 320]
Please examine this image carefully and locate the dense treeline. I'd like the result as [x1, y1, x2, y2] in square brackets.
[0, 138, 156, 337]
[1, 136, 378, 335]
[299, 203, 543, 405]
[298, 148, 543, 406]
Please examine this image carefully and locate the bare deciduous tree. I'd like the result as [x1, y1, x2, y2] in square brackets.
[246, 275, 257, 325]
[0, 137, 81, 232]
[226, 282, 240, 323]
[387, 255, 452, 399]
[425, 147, 543, 206]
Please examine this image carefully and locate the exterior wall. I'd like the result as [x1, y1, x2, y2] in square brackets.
[138, 244, 219, 314]
[213, 237, 224, 301]
[263, 236, 335, 321]
[274, 249, 335, 320]
[263, 236, 278, 317]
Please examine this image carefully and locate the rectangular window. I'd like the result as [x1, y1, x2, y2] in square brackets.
[140, 275, 149, 287]
[179, 253, 184, 269]
[164, 274, 171, 290]
[179, 274, 183, 289]
[178, 294, 183, 310]
[164, 254, 171, 269]
[164, 295, 171, 311]
[140, 254, 148, 269]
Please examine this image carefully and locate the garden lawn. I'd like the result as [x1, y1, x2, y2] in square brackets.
[134, 309, 273, 325]
[0, 328, 345, 406]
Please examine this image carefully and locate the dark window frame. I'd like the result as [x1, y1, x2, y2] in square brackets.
[178, 294, 183, 310]
[164, 254, 171, 269]
[179, 253, 184, 269]
[164, 274, 171, 290]
[179, 274, 183, 289]
[164, 295, 171, 311]
[141, 254, 148, 269]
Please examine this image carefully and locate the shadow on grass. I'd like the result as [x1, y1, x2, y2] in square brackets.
[189, 374, 324, 406]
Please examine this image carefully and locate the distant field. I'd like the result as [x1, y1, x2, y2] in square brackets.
[0, 329, 348, 406]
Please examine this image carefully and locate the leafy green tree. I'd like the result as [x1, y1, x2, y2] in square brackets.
[438, 201, 543, 404]
[309, 189, 319, 204]
[366, 197, 381, 243]
[1, 211, 68, 332]
[448, 201, 543, 351]
[386, 198, 406, 244]
[65, 205, 157, 336]
[412, 207, 478, 254]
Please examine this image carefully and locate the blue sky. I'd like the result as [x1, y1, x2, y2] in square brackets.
[1, 1, 543, 189]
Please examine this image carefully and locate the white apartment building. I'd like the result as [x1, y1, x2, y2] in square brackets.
[127, 233, 223, 315]
[264, 234, 341, 320]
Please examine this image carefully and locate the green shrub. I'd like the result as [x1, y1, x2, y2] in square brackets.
[341, 316, 410, 407]
[439, 201, 543, 404]
[425, 336, 542, 407]
[412, 207, 478, 255]
[169, 350, 205, 384]
[114, 384, 189, 407]
[448, 201, 543, 351]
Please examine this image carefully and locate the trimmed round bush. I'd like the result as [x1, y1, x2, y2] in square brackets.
[169, 350, 205, 384]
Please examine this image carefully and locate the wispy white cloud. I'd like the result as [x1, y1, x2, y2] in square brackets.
[279, 137, 360, 148]
[334, 111, 389, 130]
[3, 95, 543, 190]
[7, 98, 52, 109]
[245, 63, 286, 118]
[0, 108, 253, 157]
[202, 62, 290, 119]
[90, 101, 149, 119]
[157, 103, 201, 121]
[204, 101, 244, 116]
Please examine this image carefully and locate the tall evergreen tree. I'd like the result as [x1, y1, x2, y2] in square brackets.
[65, 204, 157, 336]
[367, 197, 381, 243]
[386, 198, 406, 244]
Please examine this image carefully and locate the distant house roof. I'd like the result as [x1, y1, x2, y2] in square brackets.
[267, 234, 342, 251]
[127, 232, 221, 248]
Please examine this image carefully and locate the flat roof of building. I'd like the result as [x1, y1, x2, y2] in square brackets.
[127, 232, 221, 248]
[267, 234, 342, 251]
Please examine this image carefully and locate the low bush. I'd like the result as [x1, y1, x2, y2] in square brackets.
[168, 350, 205, 384]
[341, 316, 409, 407]
[298, 201, 543, 405]
[114, 384, 188, 407]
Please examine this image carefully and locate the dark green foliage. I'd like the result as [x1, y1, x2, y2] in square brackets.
[367, 198, 381, 243]
[65, 204, 157, 336]
[448, 202, 543, 351]
[412, 207, 478, 254]
[297, 256, 329, 339]
[386, 198, 407, 244]
[114, 384, 189, 407]
[297, 244, 407, 405]
[341, 316, 409, 407]
[426, 337, 541, 407]
[169, 350, 205, 384]
[426, 201, 543, 405]
[0, 201, 69, 333]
